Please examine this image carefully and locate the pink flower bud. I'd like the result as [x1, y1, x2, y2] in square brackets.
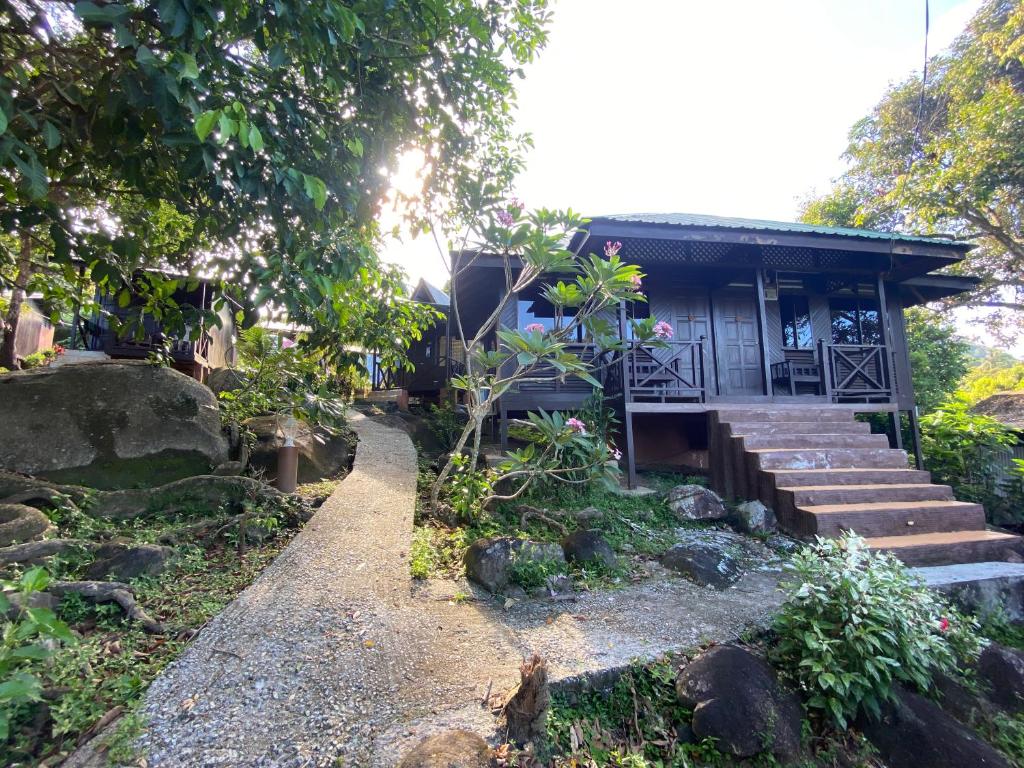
[524, 323, 545, 334]
[604, 240, 622, 258]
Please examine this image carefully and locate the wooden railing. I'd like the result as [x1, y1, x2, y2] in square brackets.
[819, 340, 893, 402]
[515, 343, 604, 393]
[624, 338, 706, 402]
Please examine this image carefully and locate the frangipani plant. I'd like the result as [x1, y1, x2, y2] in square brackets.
[430, 203, 666, 513]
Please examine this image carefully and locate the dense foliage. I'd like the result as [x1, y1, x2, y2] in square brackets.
[904, 307, 971, 414]
[801, 0, 1024, 338]
[0, 0, 548, 366]
[919, 397, 1024, 524]
[772, 534, 985, 729]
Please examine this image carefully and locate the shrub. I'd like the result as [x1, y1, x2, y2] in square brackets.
[771, 534, 985, 728]
[443, 454, 494, 522]
[20, 351, 49, 369]
[919, 397, 1022, 524]
[0, 568, 76, 741]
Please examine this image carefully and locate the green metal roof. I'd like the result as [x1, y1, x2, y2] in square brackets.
[593, 212, 970, 249]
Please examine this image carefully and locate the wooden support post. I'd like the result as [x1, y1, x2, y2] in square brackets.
[890, 409, 903, 450]
[909, 407, 924, 470]
[875, 274, 898, 401]
[754, 269, 773, 396]
[818, 338, 833, 402]
[624, 408, 637, 489]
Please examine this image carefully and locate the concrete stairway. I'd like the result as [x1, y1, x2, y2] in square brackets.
[710, 407, 1023, 567]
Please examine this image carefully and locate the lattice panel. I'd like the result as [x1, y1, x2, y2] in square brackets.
[762, 246, 815, 270]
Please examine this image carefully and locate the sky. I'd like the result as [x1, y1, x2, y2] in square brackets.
[381, 0, 1006, 347]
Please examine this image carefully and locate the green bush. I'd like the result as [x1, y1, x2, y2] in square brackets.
[0, 568, 76, 741]
[20, 351, 49, 369]
[771, 534, 985, 729]
[919, 397, 1023, 524]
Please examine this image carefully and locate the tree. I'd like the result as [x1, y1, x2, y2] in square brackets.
[959, 357, 1024, 404]
[903, 306, 971, 414]
[800, 0, 1024, 339]
[0, 0, 550, 366]
[428, 203, 664, 515]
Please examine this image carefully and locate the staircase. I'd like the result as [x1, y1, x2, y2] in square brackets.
[709, 407, 1024, 566]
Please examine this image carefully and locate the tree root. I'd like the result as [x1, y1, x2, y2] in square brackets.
[49, 580, 166, 634]
[516, 505, 569, 537]
[0, 538, 97, 566]
[0, 470, 286, 521]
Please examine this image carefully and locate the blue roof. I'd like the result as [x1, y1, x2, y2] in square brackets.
[593, 212, 968, 249]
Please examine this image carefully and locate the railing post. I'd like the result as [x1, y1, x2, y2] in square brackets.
[698, 336, 707, 402]
[818, 338, 833, 401]
[618, 300, 631, 403]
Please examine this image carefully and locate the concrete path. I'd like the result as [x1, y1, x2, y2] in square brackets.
[139, 412, 781, 767]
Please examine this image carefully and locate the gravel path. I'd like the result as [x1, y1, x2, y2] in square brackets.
[138, 412, 781, 767]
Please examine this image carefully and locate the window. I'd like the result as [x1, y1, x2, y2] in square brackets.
[516, 287, 588, 341]
[624, 299, 650, 340]
[829, 297, 881, 345]
[779, 295, 812, 349]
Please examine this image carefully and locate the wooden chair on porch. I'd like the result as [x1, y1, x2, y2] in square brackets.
[770, 349, 821, 396]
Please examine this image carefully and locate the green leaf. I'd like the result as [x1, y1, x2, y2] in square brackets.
[179, 52, 199, 80]
[136, 45, 158, 66]
[302, 173, 327, 210]
[0, 672, 43, 704]
[0, 108, 7, 136]
[75, 1, 132, 24]
[20, 567, 49, 593]
[11, 152, 48, 200]
[195, 109, 219, 141]
[42, 121, 61, 149]
[217, 112, 238, 143]
[248, 125, 264, 153]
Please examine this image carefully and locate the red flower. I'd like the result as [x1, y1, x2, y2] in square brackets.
[939, 617, 950, 632]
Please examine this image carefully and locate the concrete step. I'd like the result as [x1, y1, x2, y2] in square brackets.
[716, 408, 856, 424]
[751, 448, 910, 471]
[738, 433, 890, 451]
[777, 483, 954, 516]
[866, 530, 1024, 567]
[794, 499, 987, 538]
[727, 421, 871, 436]
[765, 468, 932, 487]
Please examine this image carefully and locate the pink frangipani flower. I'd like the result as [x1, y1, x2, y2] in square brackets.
[604, 240, 622, 258]
[524, 322, 545, 334]
[630, 274, 642, 290]
[496, 209, 515, 227]
[653, 320, 674, 340]
[566, 417, 587, 435]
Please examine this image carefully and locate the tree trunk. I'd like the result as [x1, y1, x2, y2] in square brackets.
[0, 232, 33, 370]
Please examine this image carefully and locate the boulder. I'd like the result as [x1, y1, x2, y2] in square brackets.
[0, 361, 228, 489]
[675, 644, 802, 760]
[0, 503, 52, 546]
[84, 543, 173, 581]
[977, 643, 1024, 713]
[397, 730, 490, 768]
[731, 500, 777, 534]
[861, 686, 1010, 768]
[666, 484, 727, 521]
[464, 537, 566, 594]
[662, 534, 742, 589]
[206, 367, 247, 395]
[244, 415, 354, 484]
[561, 529, 617, 569]
[933, 670, 993, 726]
[212, 461, 246, 476]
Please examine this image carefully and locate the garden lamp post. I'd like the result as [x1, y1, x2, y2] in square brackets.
[276, 414, 299, 493]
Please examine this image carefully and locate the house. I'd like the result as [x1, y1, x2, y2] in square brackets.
[372, 278, 465, 401]
[450, 212, 1022, 565]
[7, 296, 55, 364]
[79, 274, 237, 383]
